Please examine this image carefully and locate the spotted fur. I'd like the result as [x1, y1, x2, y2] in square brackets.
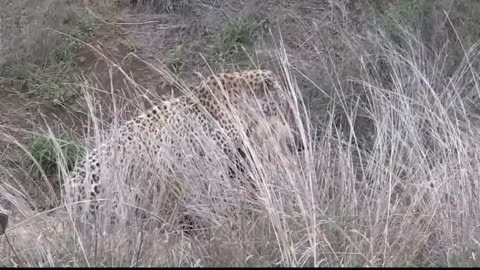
[63, 69, 287, 219]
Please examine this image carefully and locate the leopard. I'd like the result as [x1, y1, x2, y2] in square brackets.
[62, 69, 290, 223]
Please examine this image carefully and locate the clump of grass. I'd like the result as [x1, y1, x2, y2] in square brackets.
[3, 58, 79, 107]
[383, 0, 423, 31]
[128, 0, 192, 14]
[215, 17, 269, 62]
[168, 44, 186, 75]
[159, 0, 192, 13]
[23, 129, 83, 180]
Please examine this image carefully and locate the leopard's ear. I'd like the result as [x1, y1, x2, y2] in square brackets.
[263, 73, 284, 97]
[263, 76, 275, 91]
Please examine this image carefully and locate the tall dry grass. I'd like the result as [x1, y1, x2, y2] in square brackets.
[2, 23, 480, 267]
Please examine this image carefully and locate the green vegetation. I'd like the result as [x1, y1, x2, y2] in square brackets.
[383, 0, 423, 31]
[128, 0, 192, 14]
[168, 44, 186, 75]
[160, 0, 192, 13]
[23, 129, 83, 180]
[215, 17, 269, 62]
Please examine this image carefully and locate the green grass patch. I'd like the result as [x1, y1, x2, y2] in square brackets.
[129, 0, 192, 14]
[383, 0, 423, 31]
[215, 17, 269, 63]
[168, 44, 187, 75]
[22, 129, 84, 181]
